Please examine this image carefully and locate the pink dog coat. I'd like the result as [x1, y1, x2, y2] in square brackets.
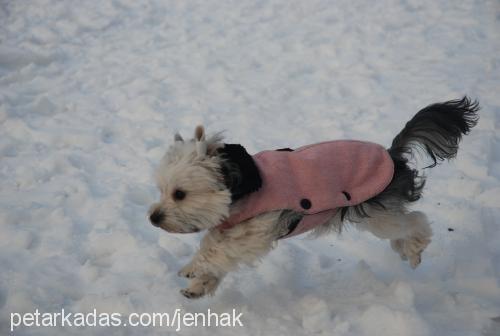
[217, 140, 394, 238]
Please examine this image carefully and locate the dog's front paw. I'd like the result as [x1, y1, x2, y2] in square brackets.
[178, 263, 199, 278]
[180, 275, 220, 299]
[180, 288, 204, 299]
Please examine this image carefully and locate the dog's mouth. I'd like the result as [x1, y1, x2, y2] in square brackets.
[160, 225, 200, 234]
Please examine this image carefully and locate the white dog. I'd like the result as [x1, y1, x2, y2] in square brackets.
[149, 97, 478, 299]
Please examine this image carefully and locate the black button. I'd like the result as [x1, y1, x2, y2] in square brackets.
[342, 191, 352, 201]
[300, 198, 312, 209]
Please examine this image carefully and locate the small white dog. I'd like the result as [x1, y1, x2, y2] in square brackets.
[149, 97, 478, 299]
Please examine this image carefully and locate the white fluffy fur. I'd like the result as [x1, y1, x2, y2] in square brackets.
[149, 126, 432, 299]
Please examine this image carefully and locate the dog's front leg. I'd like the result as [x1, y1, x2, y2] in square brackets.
[180, 274, 221, 299]
[178, 211, 282, 299]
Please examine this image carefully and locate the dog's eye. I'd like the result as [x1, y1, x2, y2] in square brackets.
[173, 189, 186, 201]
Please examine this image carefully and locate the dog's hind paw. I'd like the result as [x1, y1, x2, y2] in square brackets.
[391, 235, 430, 269]
[409, 252, 422, 269]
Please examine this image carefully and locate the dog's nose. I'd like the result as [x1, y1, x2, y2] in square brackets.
[149, 210, 165, 227]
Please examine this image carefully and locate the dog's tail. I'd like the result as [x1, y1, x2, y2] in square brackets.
[385, 96, 479, 204]
[341, 97, 479, 221]
[389, 96, 479, 168]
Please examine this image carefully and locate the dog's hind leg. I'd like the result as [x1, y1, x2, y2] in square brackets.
[389, 211, 432, 268]
[355, 210, 432, 269]
[178, 211, 282, 299]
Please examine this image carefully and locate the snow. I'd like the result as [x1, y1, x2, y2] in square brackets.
[1, 0, 499, 335]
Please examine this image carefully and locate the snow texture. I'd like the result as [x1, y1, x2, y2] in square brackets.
[1, 0, 500, 335]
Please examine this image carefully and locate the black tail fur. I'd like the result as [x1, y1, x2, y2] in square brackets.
[341, 97, 479, 221]
[389, 96, 479, 168]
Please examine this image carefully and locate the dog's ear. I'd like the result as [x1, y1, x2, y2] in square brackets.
[194, 125, 207, 157]
[217, 144, 262, 201]
[174, 133, 184, 143]
[194, 125, 205, 141]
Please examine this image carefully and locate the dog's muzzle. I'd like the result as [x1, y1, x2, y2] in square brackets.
[149, 210, 165, 227]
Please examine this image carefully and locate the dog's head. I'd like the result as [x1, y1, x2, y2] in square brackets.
[148, 125, 262, 233]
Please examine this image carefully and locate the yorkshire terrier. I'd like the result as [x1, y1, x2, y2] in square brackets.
[149, 97, 479, 299]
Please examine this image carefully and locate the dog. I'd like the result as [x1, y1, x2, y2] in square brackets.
[149, 97, 479, 299]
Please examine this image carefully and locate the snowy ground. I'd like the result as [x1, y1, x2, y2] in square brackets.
[1, 0, 500, 335]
